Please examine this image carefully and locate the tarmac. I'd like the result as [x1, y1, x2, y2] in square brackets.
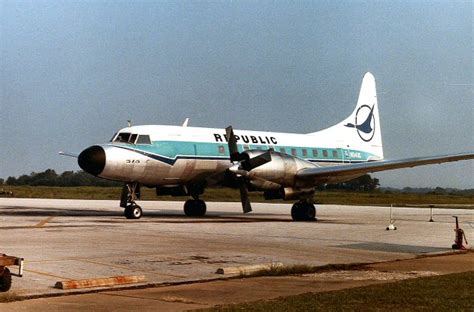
[0, 198, 472, 302]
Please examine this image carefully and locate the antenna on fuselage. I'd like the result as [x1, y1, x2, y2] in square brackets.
[127, 120, 132, 127]
[182, 118, 189, 127]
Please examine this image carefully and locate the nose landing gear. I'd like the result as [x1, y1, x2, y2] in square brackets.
[120, 183, 143, 219]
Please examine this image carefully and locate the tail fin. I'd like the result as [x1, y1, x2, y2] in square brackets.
[309, 72, 383, 160]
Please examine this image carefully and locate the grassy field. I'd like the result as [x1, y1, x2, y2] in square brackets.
[1, 186, 473, 207]
[205, 271, 474, 311]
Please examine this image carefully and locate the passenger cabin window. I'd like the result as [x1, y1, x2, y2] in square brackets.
[243, 145, 250, 150]
[312, 149, 318, 157]
[136, 135, 151, 144]
[280, 148, 286, 154]
[291, 148, 297, 156]
[302, 149, 308, 157]
[114, 132, 131, 143]
[332, 150, 338, 158]
[218, 145, 225, 154]
[323, 150, 328, 157]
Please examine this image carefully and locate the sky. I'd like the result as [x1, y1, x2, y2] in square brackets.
[1, 1, 473, 189]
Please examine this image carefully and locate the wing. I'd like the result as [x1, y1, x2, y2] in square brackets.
[296, 152, 474, 184]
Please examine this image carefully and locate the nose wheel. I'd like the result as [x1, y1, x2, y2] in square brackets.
[120, 183, 143, 219]
[291, 201, 317, 221]
[124, 204, 143, 219]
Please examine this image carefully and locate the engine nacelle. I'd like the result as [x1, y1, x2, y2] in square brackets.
[245, 151, 317, 187]
[264, 187, 315, 200]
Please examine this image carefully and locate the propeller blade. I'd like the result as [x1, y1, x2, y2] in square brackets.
[225, 126, 240, 162]
[241, 151, 272, 171]
[239, 181, 252, 213]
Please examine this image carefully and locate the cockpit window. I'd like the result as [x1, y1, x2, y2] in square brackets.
[114, 132, 150, 144]
[114, 132, 131, 143]
[129, 134, 138, 144]
[136, 135, 151, 144]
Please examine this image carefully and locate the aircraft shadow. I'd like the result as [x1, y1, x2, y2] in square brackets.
[0, 206, 356, 225]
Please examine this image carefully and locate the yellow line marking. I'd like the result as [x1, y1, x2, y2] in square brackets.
[35, 216, 55, 228]
[77, 259, 186, 278]
[24, 268, 71, 280]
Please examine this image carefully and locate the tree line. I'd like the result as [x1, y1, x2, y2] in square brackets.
[1, 169, 121, 187]
[1, 169, 380, 191]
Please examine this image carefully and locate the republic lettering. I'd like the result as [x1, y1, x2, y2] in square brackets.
[214, 134, 223, 142]
[213, 133, 278, 145]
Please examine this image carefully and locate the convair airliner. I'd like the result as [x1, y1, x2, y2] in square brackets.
[63, 73, 474, 221]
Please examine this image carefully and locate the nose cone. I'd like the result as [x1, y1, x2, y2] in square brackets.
[78, 145, 106, 176]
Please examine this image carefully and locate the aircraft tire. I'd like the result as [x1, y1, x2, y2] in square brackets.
[291, 203, 303, 221]
[125, 204, 142, 219]
[184, 199, 206, 217]
[304, 204, 316, 221]
[195, 199, 207, 216]
[291, 203, 316, 221]
[0, 268, 12, 292]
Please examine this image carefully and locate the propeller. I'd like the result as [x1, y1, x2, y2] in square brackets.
[225, 126, 272, 213]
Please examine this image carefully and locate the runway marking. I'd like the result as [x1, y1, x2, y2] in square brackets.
[77, 259, 187, 278]
[24, 268, 71, 280]
[35, 216, 55, 228]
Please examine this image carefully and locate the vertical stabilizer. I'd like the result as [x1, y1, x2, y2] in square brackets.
[309, 72, 383, 160]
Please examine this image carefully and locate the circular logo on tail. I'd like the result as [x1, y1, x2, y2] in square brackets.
[344, 104, 376, 142]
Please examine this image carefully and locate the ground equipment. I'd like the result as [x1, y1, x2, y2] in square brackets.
[0, 254, 24, 292]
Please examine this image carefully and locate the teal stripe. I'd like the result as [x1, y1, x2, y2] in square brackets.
[111, 141, 376, 162]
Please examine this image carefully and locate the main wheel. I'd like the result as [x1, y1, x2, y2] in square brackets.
[195, 199, 207, 216]
[303, 204, 316, 221]
[125, 204, 142, 219]
[291, 203, 303, 221]
[184, 199, 207, 217]
[0, 268, 12, 292]
[291, 203, 316, 221]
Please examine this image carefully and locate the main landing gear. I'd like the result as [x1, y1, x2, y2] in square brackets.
[291, 201, 317, 221]
[184, 199, 207, 217]
[120, 183, 143, 219]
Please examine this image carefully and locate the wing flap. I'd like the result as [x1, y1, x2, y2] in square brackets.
[296, 152, 474, 182]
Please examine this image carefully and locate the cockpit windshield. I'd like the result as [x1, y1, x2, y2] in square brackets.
[114, 132, 132, 143]
[113, 132, 151, 144]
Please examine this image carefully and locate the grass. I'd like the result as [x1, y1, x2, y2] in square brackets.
[204, 271, 474, 311]
[1, 186, 473, 207]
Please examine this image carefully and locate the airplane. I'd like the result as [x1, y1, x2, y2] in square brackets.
[62, 72, 474, 221]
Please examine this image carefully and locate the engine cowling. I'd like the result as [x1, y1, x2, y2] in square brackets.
[243, 150, 318, 187]
[264, 187, 315, 200]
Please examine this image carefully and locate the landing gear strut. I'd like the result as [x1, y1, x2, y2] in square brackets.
[183, 199, 207, 217]
[120, 183, 143, 219]
[291, 201, 316, 221]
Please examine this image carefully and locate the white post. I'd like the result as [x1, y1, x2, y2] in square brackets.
[386, 204, 397, 230]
